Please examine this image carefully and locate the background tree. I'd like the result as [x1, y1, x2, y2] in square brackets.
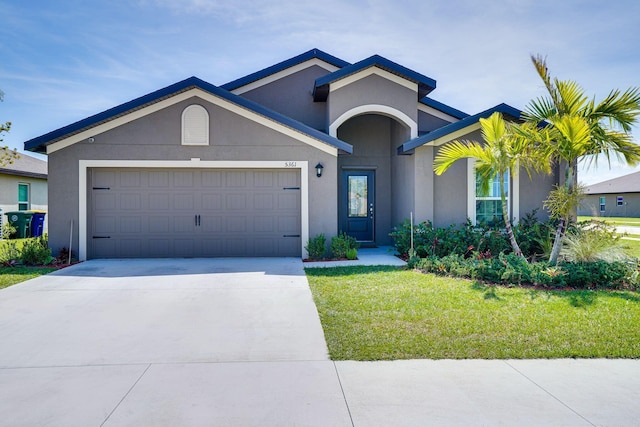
[523, 55, 640, 264]
[0, 89, 19, 167]
[434, 112, 549, 258]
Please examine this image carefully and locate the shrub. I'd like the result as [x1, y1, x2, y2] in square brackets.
[561, 221, 629, 263]
[19, 236, 54, 266]
[0, 240, 20, 264]
[305, 233, 327, 260]
[346, 248, 358, 260]
[559, 260, 631, 289]
[1, 222, 17, 240]
[330, 232, 359, 259]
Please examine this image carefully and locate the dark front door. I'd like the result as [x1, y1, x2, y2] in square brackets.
[340, 170, 375, 242]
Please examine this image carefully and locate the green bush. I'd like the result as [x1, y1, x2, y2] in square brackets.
[413, 252, 635, 290]
[390, 211, 557, 261]
[0, 240, 20, 264]
[330, 232, 359, 259]
[346, 248, 357, 260]
[19, 236, 53, 266]
[1, 222, 17, 240]
[305, 233, 327, 260]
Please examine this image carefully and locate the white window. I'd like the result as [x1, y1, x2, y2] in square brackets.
[181, 104, 209, 146]
[600, 196, 606, 212]
[617, 196, 624, 206]
[18, 183, 30, 211]
[475, 171, 509, 226]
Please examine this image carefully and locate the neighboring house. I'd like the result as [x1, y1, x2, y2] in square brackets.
[24, 49, 558, 260]
[579, 171, 640, 217]
[0, 148, 47, 230]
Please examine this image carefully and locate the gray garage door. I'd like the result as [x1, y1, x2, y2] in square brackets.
[88, 168, 301, 258]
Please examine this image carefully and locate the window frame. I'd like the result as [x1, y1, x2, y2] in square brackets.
[474, 169, 509, 226]
[18, 182, 30, 211]
[599, 196, 606, 212]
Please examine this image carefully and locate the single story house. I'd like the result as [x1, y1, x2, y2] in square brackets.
[24, 49, 558, 260]
[0, 149, 47, 230]
[579, 171, 640, 217]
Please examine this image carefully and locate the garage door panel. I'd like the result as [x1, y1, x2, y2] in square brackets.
[89, 168, 301, 258]
[149, 194, 170, 210]
[149, 217, 170, 233]
[94, 193, 116, 210]
[94, 216, 117, 234]
[120, 216, 142, 233]
[120, 194, 141, 210]
[120, 171, 141, 187]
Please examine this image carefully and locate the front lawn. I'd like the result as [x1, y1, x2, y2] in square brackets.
[578, 216, 640, 227]
[0, 266, 58, 289]
[306, 266, 640, 360]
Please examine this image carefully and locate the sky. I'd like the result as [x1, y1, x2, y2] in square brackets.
[2, 0, 639, 185]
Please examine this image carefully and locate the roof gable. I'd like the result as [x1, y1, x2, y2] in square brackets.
[24, 76, 352, 155]
[313, 55, 436, 101]
[220, 48, 350, 94]
[398, 103, 522, 154]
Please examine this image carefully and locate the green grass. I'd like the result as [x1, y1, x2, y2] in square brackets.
[621, 238, 640, 259]
[0, 238, 58, 289]
[0, 266, 58, 289]
[306, 265, 640, 360]
[578, 216, 640, 227]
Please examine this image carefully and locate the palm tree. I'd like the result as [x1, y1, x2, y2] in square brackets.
[523, 55, 640, 264]
[434, 112, 549, 258]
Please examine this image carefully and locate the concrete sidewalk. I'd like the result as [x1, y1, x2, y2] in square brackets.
[0, 258, 638, 426]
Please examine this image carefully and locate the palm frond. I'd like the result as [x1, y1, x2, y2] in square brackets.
[433, 140, 488, 175]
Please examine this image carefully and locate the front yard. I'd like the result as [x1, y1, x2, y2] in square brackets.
[306, 265, 640, 360]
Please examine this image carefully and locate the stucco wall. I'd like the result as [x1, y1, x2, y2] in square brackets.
[390, 120, 414, 228]
[0, 174, 48, 232]
[518, 165, 557, 221]
[432, 145, 468, 227]
[328, 74, 418, 131]
[418, 110, 452, 133]
[237, 65, 331, 131]
[46, 96, 338, 256]
[579, 193, 640, 217]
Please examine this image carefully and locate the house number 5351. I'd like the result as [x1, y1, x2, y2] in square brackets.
[284, 161, 297, 167]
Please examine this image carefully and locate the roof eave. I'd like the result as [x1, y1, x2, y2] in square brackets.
[398, 103, 523, 154]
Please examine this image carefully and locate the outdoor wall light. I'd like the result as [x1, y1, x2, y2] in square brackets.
[88, 137, 95, 143]
[315, 163, 324, 178]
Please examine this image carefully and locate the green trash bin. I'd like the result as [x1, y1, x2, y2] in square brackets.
[6, 211, 34, 239]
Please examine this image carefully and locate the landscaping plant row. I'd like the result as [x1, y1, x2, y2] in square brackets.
[391, 212, 640, 290]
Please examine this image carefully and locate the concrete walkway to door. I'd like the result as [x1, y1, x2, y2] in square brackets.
[1, 257, 639, 426]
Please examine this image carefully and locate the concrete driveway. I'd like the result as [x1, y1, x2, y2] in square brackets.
[0, 258, 351, 426]
[1, 257, 639, 426]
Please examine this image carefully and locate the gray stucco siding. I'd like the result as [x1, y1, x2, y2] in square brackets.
[518, 167, 556, 222]
[46, 96, 338, 258]
[432, 147, 468, 228]
[579, 193, 640, 218]
[237, 65, 331, 131]
[328, 74, 418, 130]
[418, 110, 453, 133]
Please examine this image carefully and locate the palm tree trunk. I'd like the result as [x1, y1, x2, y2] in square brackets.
[500, 172, 524, 258]
[548, 160, 576, 265]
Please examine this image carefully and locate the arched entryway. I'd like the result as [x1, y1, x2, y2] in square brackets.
[336, 113, 412, 246]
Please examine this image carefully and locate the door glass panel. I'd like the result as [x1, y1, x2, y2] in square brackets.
[348, 176, 368, 217]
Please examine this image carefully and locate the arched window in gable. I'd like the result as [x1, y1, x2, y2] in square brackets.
[182, 104, 209, 145]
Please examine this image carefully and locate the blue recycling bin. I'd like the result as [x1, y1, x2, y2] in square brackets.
[30, 211, 46, 237]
